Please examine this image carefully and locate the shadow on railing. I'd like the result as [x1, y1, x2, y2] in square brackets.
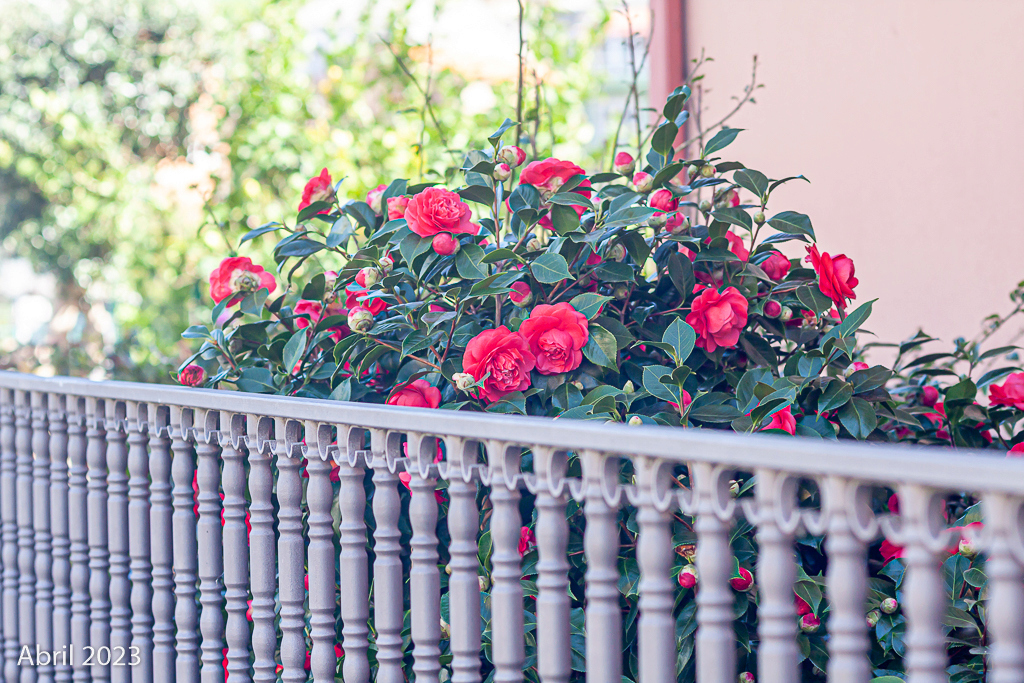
[1, 371, 1023, 683]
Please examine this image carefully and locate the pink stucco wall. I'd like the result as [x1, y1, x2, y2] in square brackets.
[682, 1, 1024, 355]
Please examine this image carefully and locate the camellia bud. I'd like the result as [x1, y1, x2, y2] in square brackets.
[779, 306, 794, 322]
[698, 199, 712, 213]
[729, 567, 754, 592]
[678, 564, 698, 589]
[493, 162, 512, 182]
[439, 618, 451, 639]
[866, 610, 881, 627]
[527, 237, 543, 251]
[687, 164, 700, 178]
[497, 145, 527, 168]
[921, 385, 939, 407]
[700, 164, 716, 178]
[347, 306, 374, 334]
[844, 362, 870, 379]
[571, 380, 584, 390]
[800, 614, 821, 633]
[607, 243, 627, 262]
[729, 480, 741, 497]
[509, 281, 533, 307]
[648, 213, 668, 229]
[622, 381, 635, 394]
[356, 267, 380, 289]
[632, 171, 654, 193]
[880, 597, 898, 614]
[478, 576, 490, 591]
[613, 151, 636, 175]
[445, 564, 453, 575]
[754, 211, 766, 225]
[178, 364, 207, 387]
[669, 215, 691, 235]
[378, 253, 395, 275]
[612, 284, 630, 300]
[738, 673, 755, 683]
[763, 300, 782, 318]
[627, 415, 643, 426]
[453, 373, 476, 392]
[432, 233, 461, 256]
[959, 533, 980, 559]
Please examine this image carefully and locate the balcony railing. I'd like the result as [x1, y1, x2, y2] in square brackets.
[1, 370, 1023, 683]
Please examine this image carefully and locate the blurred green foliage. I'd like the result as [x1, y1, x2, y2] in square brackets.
[0, 0, 609, 379]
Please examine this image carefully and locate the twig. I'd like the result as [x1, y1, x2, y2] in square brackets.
[622, 0, 643, 162]
[680, 55, 760, 151]
[608, 1, 654, 169]
[531, 70, 541, 159]
[514, 0, 526, 146]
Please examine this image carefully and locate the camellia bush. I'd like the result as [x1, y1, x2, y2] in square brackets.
[180, 86, 1024, 682]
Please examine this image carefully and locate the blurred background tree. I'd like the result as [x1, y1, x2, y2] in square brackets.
[0, 0, 619, 380]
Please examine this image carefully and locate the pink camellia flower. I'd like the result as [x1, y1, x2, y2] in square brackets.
[293, 300, 349, 341]
[725, 231, 749, 261]
[519, 158, 591, 200]
[405, 188, 479, 247]
[990, 373, 1024, 410]
[1008, 442, 1024, 457]
[298, 168, 335, 213]
[849, 362, 870, 373]
[209, 256, 277, 306]
[805, 245, 858, 310]
[800, 614, 820, 633]
[649, 188, 683, 231]
[632, 171, 654, 193]
[518, 527, 536, 557]
[668, 391, 693, 414]
[498, 145, 527, 168]
[366, 183, 387, 214]
[760, 252, 791, 280]
[386, 379, 442, 409]
[518, 303, 590, 375]
[462, 327, 537, 402]
[613, 151, 635, 175]
[729, 567, 754, 592]
[178, 364, 206, 387]
[678, 564, 698, 589]
[686, 286, 749, 352]
[345, 285, 387, 316]
[386, 195, 410, 221]
[760, 406, 796, 435]
[880, 539, 904, 564]
[763, 300, 782, 318]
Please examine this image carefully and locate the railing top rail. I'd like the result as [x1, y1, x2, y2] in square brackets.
[1, 369, 1019, 494]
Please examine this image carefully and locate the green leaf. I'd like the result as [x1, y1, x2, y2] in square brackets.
[583, 324, 618, 370]
[662, 318, 696, 366]
[329, 379, 352, 402]
[817, 379, 853, 413]
[767, 211, 815, 239]
[282, 329, 308, 373]
[822, 299, 876, 346]
[455, 243, 488, 280]
[549, 193, 594, 210]
[489, 119, 518, 145]
[569, 293, 613, 320]
[531, 253, 573, 283]
[399, 232, 432, 268]
[945, 378, 977, 407]
[239, 288, 269, 316]
[702, 127, 743, 156]
[297, 201, 333, 223]
[326, 215, 355, 249]
[458, 184, 495, 205]
[740, 333, 778, 371]
[620, 231, 651, 265]
[651, 121, 678, 155]
[276, 239, 326, 258]
[301, 273, 326, 301]
[710, 207, 753, 231]
[603, 206, 658, 228]
[593, 262, 635, 282]
[962, 567, 987, 589]
[837, 397, 877, 439]
[482, 248, 525, 265]
[667, 252, 695, 297]
[796, 286, 834, 315]
[642, 366, 676, 403]
[732, 169, 769, 200]
[550, 204, 582, 236]
[342, 201, 377, 231]
[182, 325, 211, 340]
[239, 222, 285, 245]
[977, 366, 1020, 389]
[235, 367, 277, 394]
[487, 391, 527, 415]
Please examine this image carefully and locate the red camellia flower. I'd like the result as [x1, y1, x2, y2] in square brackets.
[921, 385, 939, 407]
[1009, 442, 1024, 457]
[387, 379, 442, 409]
[178, 364, 206, 387]
[805, 245, 858, 309]
[294, 300, 349, 341]
[519, 158, 590, 200]
[345, 285, 387, 316]
[518, 303, 590, 375]
[209, 256, 277, 306]
[686, 286, 749, 352]
[518, 527, 536, 557]
[668, 390, 692, 414]
[404, 188, 479, 243]
[387, 195, 411, 220]
[462, 327, 537, 402]
[761, 251, 791, 280]
[794, 594, 812, 616]
[725, 231, 749, 261]
[649, 188, 683, 231]
[990, 372, 1024, 410]
[509, 281, 532, 306]
[298, 168, 335, 213]
[760, 405, 796, 435]
[729, 567, 754, 592]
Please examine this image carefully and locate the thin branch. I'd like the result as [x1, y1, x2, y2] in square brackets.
[514, 0, 526, 146]
[608, 2, 654, 169]
[680, 55, 760, 151]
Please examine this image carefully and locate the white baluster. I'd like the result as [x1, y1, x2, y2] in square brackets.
[634, 457, 675, 683]
[126, 402, 153, 683]
[407, 434, 441, 683]
[105, 401, 130, 683]
[447, 437, 481, 683]
[305, 422, 336, 683]
[1, 388, 18, 683]
[533, 448, 570, 683]
[47, 394, 71, 683]
[148, 406, 175, 681]
[582, 449, 621, 683]
[693, 462, 735, 683]
[196, 411, 225, 683]
[371, 430, 404, 683]
[17, 391, 37, 683]
[31, 393, 53, 683]
[85, 396, 110, 682]
[337, 427, 370, 683]
[487, 441, 524, 683]
[246, 415, 277, 683]
[221, 413, 251, 683]
[983, 492, 1024, 682]
[170, 406, 198, 683]
[66, 399, 90, 683]
[276, 419, 305, 683]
